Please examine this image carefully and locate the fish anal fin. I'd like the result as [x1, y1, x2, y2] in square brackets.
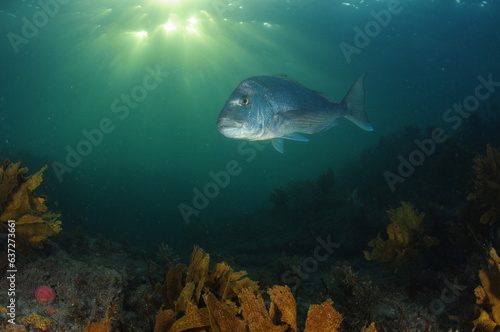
[319, 119, 340, 133]
[282, 133, 309, 142]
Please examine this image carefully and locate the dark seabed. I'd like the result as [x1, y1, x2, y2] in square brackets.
[0, 0, 500, 330]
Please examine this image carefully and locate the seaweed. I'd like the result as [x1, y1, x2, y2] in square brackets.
[153, 247, 345, 332]
[82, 304, 116, 332]
[0, 160, 62, 249]
[467, 145, 500, 226]
[363, 202, 439, 280]
[18, 313, 54, 330]
[330, 262, 381, 330]
[472, 248, 500, 331]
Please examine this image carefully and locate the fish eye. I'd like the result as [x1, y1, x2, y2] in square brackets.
[240, 96, 250, 106]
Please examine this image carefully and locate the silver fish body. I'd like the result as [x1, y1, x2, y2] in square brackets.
[217, 75, 373, 152]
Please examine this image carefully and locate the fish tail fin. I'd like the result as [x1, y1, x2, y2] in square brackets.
[342, 74, 373, 131]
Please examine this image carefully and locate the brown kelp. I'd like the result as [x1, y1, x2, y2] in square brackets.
[468, 145, 500, 226]
[364, 202, 439, 280]
[0, 160, 62, 249]
[153, 246, 345, 332]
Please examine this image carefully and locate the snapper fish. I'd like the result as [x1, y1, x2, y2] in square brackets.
[217, 74, 373, 152]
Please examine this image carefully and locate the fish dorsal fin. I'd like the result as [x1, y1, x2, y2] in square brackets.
[272, 74, 305, 87]
[316, 92, 335, 103]
[272, 74, 335, 102]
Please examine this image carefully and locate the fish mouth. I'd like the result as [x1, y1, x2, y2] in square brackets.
[217, 118, 243, 131]
[217, 118, 245, 138]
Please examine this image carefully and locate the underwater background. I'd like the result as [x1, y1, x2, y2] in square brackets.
[1, 0, 500, 330]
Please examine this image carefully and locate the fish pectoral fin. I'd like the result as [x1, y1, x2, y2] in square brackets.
[272, 138, 285, 153]
[282, 133, 309, 142]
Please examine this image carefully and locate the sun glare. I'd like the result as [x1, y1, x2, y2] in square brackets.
[185, 25, 197, 34]
[84, 0, 272, 73]
[156, 0, 184, 4]
[135, 30, 148, 38]
[163, 21, 177, 32]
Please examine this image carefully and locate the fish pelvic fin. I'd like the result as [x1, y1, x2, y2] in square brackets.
[342, 74, 373, 131]
[272, 138, 285, 153]
[271, 133, 309, 153]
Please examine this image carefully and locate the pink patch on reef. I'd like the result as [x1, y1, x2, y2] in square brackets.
[45, 306, 56, 316]
[35, 285, 55, 303]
